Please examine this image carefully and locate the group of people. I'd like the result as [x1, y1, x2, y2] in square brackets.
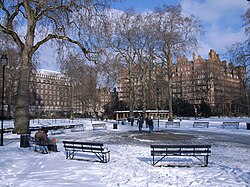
[137, 115, 154, 132]
[35, 128, 59, 152]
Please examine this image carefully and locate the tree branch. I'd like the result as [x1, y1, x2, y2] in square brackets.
[35, 1, 74, 20]
[0, 1, 24, 49]
[32, 34, 93, 60]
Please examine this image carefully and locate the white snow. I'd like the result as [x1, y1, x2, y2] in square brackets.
[1, 117, 250, 187]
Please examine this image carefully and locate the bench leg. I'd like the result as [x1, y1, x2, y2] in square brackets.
[65, 151, 69, 159]
[66, 151, 77, 159]
[95, 152, 110, 163]
[102, 152, 110, 163]
[204, 155, 208, 167]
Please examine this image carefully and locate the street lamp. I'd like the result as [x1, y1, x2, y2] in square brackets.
[0, 54, 8, 146]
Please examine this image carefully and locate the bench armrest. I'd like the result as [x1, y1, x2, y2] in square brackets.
[103, 147, 110, 153]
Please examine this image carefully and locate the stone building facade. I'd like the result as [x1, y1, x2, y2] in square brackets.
[172, 49, 245, 115]
[118, 49, 245, 116]
[30, 70, 112, 118]
[30, 69, 73, 118]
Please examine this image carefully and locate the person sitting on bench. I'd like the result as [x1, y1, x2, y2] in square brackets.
[35, 128, 59, 152]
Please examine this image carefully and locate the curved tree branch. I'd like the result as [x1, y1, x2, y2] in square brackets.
[32, 34, 87, 53]
[31, 34, 99, 61]
[0, 1, 24, 49]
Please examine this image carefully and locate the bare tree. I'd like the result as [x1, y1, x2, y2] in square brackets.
[105, 10, 140, 119]
[60, 52, 99, 116]
[225, 7, 250, 115]
[0, 0, 113, 146]
[133, 12, 159, 117]
[153, 4, 203, 120]
[243, 7, 250, 45]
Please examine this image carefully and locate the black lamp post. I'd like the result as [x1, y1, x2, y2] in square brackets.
[0, 54, 8, 146]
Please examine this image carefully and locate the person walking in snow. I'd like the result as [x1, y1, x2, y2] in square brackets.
[148, 116, 154, 133]
[145, 116, 149, 128]
[130, 117, 134, 126]
[137, 114, 144, 132]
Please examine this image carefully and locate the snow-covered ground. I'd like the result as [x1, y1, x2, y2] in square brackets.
[1, 117, 250, 187]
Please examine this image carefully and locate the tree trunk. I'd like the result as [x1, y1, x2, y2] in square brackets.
[168, 75, 173, 121]
[141, 62, 146, 118]
[13, 51, 31, 136]
[168, 51, 173, 121]
[129, 76, 134, 119]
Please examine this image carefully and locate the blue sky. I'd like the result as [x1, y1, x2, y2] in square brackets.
[112, 0, 181, 11]
[40, 0, 249, 71]
[111, 0, 248, 58]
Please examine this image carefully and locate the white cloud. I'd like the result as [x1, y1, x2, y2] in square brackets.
[38, 43, 59, 71]
[181, 0, 247, 23]
[181, 0, 249, 59]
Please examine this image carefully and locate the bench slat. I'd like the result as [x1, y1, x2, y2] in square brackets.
[151, 145, 211, 149]
[64, 145, 105, 152]
[63, 141, 104, 146]
[151, 150, 211, 155]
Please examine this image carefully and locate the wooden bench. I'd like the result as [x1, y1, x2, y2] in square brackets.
[151, 144, 211, 167]
[29, 137, 49, 154]
[71, 124, 85, 132]
[92, 122, 107, 130]
[62, 141, 110, 163]
[193, 122, 209, 128]
[222, 122, 239, 129]
[51, 128, 65, 135]
[165, 121, 180, 128]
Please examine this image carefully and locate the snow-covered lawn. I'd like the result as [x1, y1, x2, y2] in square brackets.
[1, 117, 250, 187]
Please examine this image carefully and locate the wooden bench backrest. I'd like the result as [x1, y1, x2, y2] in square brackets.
[151, 144, 211, 149]
[166, 121, 180, 124]
[151, 145, 211, 156]
[63, 141, 104, 147]
[92, 123, 106, 125]
[62, 141, 106, 152]
[223, 121, 239, 125]
[193, 122, 209, 124]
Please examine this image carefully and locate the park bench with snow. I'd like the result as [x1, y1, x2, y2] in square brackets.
[50, 128, 65, 135]
[221, 122, 239, 129]
[193, 121, 209, 128]
[63, 141, 110, 163]
[29, 136, 49, 154]
[70, 124, 85, 132]
[92, 122, 107, 130]
[165, 121, 180, 128]
[151, 144, 211, 167]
